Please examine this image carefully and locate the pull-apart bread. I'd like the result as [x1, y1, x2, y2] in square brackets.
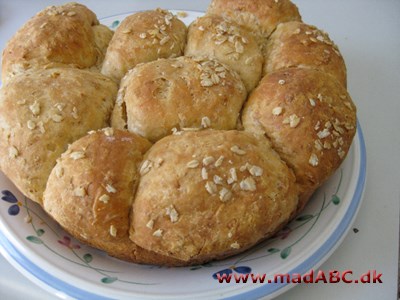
[0, 1, 357, 266]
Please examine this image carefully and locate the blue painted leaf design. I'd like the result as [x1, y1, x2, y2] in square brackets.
[280, 247, 291, 259]
[83, 253, 93, 263]
[1, 190, 18, 203]
[36, 229, 45, 236]
[332, 195, 340, 205]
[267, 248, 280, 253]
[8, 204, 20, 216]
[1, 190, 16, 198]
[234, 266, 252, 274]
[295, 214, 313, 222]
[110, 20, 120, 28]
[26, 236, 43, 244]
[212, 268, 233, 279]
[201, 262, 213, 268]
[101, 277, 118, 284]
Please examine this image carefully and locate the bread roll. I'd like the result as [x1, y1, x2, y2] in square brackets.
[42, 129, 181, 265]
[111, 56, 247, 142]
[101, 9, 187, 81]
[185, 16, 263, 91]
[130, 130, 298, 263]
[242, 68, 356, 211]
[185, 15, 263, 92]
[263, 21, 347, 87]
[207, 0, 301, 38]
[0, 68, 117, 204]
[92, 25, 114, 68]
[1, 3, 109, 82]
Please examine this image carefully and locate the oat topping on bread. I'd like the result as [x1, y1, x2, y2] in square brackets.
[0, 1, 356, 266]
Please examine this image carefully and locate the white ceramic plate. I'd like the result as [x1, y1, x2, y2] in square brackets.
[0, 10, 367, 300]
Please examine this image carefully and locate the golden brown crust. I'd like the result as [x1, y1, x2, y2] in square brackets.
[43, 129, 184, 265]
[101, 9, 187, 81]
[1, 3, 105, 82]
[92, 25, 114, 68]
[207, 0, 302, 38]
[0, 3, 358, 266]
[185, 15, 263, 92]
[130, 130, 298, 262]
[0, 68, 117, 204]
[263, 21, 347, 87]
[112, 56, 247, 142]
[242, 68, 356, 211]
